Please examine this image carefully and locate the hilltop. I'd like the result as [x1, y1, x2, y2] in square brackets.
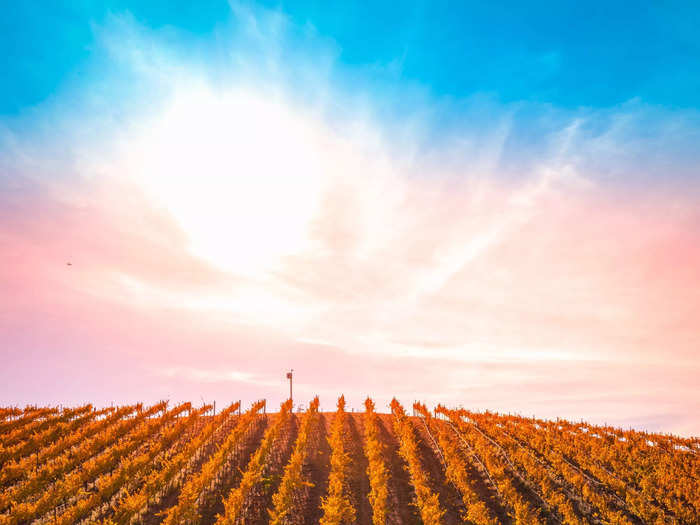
[0, 397, 698, 524]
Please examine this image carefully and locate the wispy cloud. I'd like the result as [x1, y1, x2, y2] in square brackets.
[1, 5, 699, 434]
[158, 367, 278, 387]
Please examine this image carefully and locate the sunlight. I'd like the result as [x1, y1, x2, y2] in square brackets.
[126, 85, 326, 277]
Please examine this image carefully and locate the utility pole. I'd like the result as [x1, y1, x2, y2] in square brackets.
[286, 369, 294, 403]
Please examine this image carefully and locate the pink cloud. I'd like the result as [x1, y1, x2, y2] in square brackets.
[1, 83, 699, 436]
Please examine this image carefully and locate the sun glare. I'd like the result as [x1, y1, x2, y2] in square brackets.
[126, 86, 326, 277]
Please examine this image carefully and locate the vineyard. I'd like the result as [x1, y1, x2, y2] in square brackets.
[0, 399, 698, 524]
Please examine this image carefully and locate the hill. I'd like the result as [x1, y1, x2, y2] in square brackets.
[0, 397, 698, 524]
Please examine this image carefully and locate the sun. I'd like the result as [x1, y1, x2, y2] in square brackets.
[125, 84, 326, 277]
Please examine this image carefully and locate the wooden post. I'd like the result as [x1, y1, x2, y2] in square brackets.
[286, 370, 294, 403]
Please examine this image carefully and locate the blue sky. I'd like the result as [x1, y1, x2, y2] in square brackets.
[3, 1, 700, 116]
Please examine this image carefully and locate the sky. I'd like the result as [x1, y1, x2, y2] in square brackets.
[1, 1, 699, 435]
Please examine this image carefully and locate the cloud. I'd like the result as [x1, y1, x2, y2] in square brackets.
[158, 367, 278, 386]
[1, 6, 699, 435]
